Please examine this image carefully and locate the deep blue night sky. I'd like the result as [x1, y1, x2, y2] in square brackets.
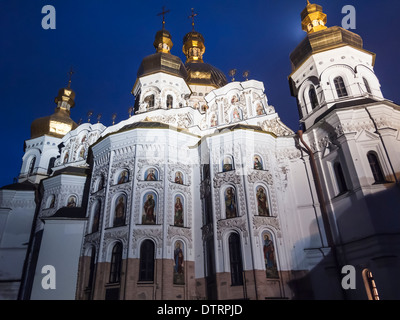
[0, 0, 399, 187]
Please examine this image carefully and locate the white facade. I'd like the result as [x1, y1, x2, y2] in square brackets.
[1, 11, 400, 300]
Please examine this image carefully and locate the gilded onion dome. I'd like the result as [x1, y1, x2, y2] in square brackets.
[30, 81, 78, 139]
[289, 1, 373, 71]
[183, 30, 227, 88]
[136, 26, 188, 80]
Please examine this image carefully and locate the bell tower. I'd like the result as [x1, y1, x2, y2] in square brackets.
[289, 1, 384, 131]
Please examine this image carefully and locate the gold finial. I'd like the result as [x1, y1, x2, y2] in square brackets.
[189, 8, 198, 31]
[67, 67, 74, 88]
[112, 113, 117, 125]
[97, 113, 102, 123]
[243, 70, 250, 81]
[229, 69, 237, 82]
[307, 0, 311, 5]
[157, 6, 170, 30]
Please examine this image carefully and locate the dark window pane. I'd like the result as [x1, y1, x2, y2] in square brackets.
[109, 243, 122, 283]
[139, 240, 155, 281]
[367, 152, 385, 183]
[228, 233, 243, 286]
[334, 77, 348, 98]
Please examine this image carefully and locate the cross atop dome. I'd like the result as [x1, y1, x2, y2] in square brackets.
[188, 8, 198, 31]
[157, 6, 170, 30]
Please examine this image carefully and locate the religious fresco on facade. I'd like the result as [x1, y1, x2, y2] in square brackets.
[173, 240, 184, 285]
[231, 107, 241, 122]
[256, 103, 265, 115]
[117, 170, 129, 184]
[79, 147, 86, 159]
[254, 155, 263, 170]
[114, 195, 126, 227]
[210, 113, 218, 127]
[256, 186, 270, 217]
[174, 195, 184, 227]
[145, 168, 158, 181]
[174, 171, 184, 184]
[142, 192, 157, 224]
[262, 231, 279, 279]
[225, 187, 237, 218]
[67, 195, 77, 207]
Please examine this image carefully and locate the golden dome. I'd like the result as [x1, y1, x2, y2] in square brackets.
[30, 84, 78, 139]
[183, 31, 205, 63]
[153, 28, 173, 54]
[182, 30, 227, 88]
[185, 61, 227, 88]
[31, 108, 78, 139]
[137, 28, 188, 80]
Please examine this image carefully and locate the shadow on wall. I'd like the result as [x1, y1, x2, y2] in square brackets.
[287, 184, 400, 300]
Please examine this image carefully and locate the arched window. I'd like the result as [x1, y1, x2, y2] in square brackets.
[87, 247, 96, 291]
[145, 94, 155, 109]
[334, 162, 348, 195]
[309, 87, 319, 109]
[334, 76, 348, 98]
[109, 242, 122, 284]
[166, 95, 173, 109]
[228, 233, 243, 286]
[92, 202, 101, 233]
[47, 157, 56, 175]
[222, 156, 234, 172]
[367, 152, 385, 184]
[28, 157, 36, 176]
[139, 240, 155, 281]
[363, 77, 372, 94]
[362, 269, 379, 300]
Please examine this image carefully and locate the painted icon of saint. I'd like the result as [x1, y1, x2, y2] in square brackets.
[118, 170, 128, 184]
[173, 241, 184, 285]
[175, 172, 183, 184]
[254, 156, 263, 170]
[143, 193, 156, 224]
[114, 196, 126, 226]
[256, 186, 270, 216]
[225, 187, 237, 218]
[174, 196, 184, 227]
[67, 196, 76, 207]
[145, 169, 157, 181]
[256, 103, 264, 115]
[263, 233, 278, 278]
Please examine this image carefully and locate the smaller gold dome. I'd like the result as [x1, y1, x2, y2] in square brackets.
[182, 29, 227, 88]
[301, 1, 327, 34]
[31, 84, 78, 139]
[31, 108, 78, 139]
[182, 31, 205, 63]
[54, 85, 76, 108]
[153, 28, 173, 54]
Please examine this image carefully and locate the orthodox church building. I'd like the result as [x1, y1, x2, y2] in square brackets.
[0, 2, 399, 300]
